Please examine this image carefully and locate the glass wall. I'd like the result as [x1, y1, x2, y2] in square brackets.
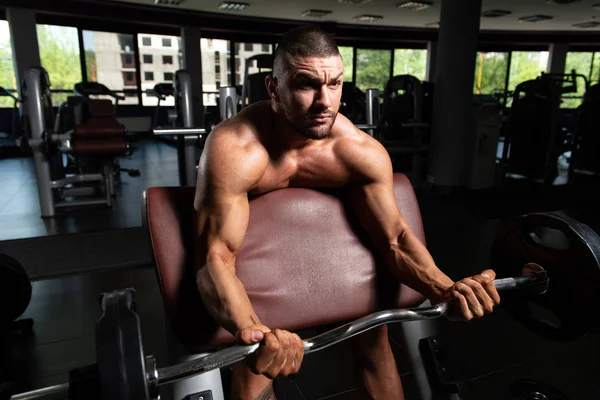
[355, 49, 392, 93]
[201, 38, 231, 106]
[0, 20, 16, 108]
[82, 30, 139, 105]
[473, 52, 509, 96]
[234, 42, 273, 86]
[507, 51, 549, 93]
[138, 33, 182, 106]
[37, 24, 83, 105]
[393, 49, 427, 81]
[562, 52, 597, 108]
[338, 46, 353, 83]
[591, 53, 600, 84]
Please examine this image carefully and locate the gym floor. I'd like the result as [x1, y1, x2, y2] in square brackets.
[1, 138, 599, 400]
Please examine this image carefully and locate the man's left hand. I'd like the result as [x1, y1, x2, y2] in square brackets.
[447, 269, 501, 321]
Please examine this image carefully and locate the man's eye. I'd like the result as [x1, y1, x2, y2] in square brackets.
[330, 81, 341, 87]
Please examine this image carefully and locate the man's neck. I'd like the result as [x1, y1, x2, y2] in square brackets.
[270, 102, 314, 151]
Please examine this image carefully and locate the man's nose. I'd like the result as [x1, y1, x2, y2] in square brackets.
[315, 85, 332, 109]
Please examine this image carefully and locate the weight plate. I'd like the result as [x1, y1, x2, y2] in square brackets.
[0, 254, 32, 324]
[492, 211, 600, 341]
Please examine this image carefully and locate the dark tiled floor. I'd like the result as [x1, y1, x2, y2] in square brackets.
[1, 140, 600, 400]
[0, 138, 182, 241]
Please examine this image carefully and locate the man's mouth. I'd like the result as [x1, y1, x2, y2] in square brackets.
[310, 114, 331, 123]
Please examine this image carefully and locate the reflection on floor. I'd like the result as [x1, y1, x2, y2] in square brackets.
[1, 139, 599, 400]
[0, 139, 180, 241]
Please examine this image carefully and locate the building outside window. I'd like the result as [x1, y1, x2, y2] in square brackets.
[138, 34, 182, 105]
[82, 30, 138, 104]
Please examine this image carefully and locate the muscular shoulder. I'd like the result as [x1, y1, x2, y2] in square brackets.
[332, 118, 392, 184]
[196, 110, 270, 201]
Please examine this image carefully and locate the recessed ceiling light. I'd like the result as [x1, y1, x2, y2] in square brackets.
[481, 9, 512, 18]
[397, 1, 432, 11]
[339, 0, 372, 4]
[353, 14, 383, 23]
[425, 21, 439, 28]
[573, 21, 600, 28]
[154, 0, 184, 4]
[547, 0, 581, 3]
[302, 9, 333, 18]
[218, 2, 249, 11]
[518, 15, 554, 23]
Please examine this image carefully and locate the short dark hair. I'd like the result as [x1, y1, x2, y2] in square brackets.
[273, 25, 341, 78]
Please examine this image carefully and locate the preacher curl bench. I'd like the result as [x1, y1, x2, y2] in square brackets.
[143, 173, 437, 400]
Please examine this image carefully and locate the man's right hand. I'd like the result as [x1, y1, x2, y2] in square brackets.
[235, 325, 305, 379]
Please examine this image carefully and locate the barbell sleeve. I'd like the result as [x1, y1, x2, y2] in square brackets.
[154, 267, 547, 387]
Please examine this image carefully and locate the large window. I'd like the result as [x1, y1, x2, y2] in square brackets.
[235, 42, 273, 86]
[507, 51, 549, 94]
[37, 24, 83, 105]
[201, 38, 231, 106]
[473, 52, 509, 96]
[356, 49, 392, 93]
[562, 52, 598, 108]
[137, 34, 182, 106]
[0, 20, 16, 108]
[393, 49, 427, 81]
[338, 46, 353, 83]
[82, 30, 138, 105]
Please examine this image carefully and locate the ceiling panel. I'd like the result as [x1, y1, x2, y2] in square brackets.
[115, 0, 600, 31]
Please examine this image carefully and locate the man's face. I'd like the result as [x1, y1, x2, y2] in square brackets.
[274, 55, 344, 140]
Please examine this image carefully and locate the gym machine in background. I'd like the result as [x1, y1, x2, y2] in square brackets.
[379, 75, 433, 187]
[569, 83, 600, 184]
[20, 67, 134, 218]
[145, 83, 178, 129]
[153, 70, 206, 187]
[500, 71, 588, 186]
[0, 86, 28, 158]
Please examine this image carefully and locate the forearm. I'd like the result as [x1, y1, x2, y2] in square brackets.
[196, 253, 262, 335]
[387, 229, 454, 303]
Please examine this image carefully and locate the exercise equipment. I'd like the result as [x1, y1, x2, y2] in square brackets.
[9, 264, 547, 400]
[377, 75, 432, 184]
[218, 86, 239, 121]
[501, 71, 587, 185]
[153, 70, 206, 187]
[20, 67, 135, 217]
[339, 83, 366, 124]
[241, 54, 272, 108]
[0, 86, 27, 158]
[492, 211, 600, 341]
[569, 83, 600, 182]
[0, 254, 32, 327]
[468, 94, 503, 190]
[145, 83, 178, 129]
